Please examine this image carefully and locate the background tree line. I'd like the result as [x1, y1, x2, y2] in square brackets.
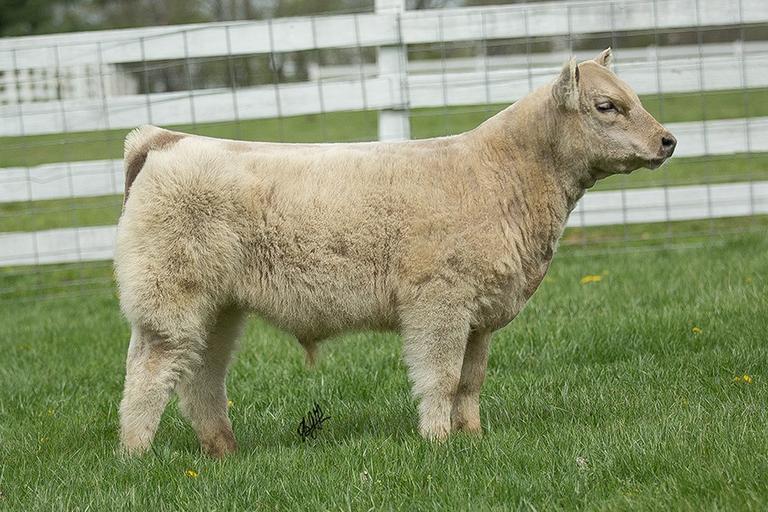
[0, 0, 546, 38]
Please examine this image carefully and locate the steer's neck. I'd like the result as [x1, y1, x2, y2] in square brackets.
[469, 85, 594, 217]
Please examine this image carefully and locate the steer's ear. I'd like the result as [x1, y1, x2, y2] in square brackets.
[552, 57, 580, 110]
[594, 47, 613, 68]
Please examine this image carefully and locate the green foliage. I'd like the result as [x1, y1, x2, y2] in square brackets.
[0, 0, 372, 36]
[0, 0, 212, 36]
[0, 0, 61, 37]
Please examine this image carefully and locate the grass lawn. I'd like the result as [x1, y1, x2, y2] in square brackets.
[1, 231, 766, 510]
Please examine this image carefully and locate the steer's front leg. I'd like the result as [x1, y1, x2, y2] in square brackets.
[401, 305, 471, 442]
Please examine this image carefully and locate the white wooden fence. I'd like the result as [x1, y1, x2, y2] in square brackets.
[1, 0, 767, 268]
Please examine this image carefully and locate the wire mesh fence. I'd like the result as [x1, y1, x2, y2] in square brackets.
[0, 0, 767, 302]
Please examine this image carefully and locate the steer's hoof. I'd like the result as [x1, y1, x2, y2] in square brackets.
[419, 423, 451, 443]
[453, 421, 483, 436]
[201, 429, 238, 458]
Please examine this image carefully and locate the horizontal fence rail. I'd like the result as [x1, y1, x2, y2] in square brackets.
[0, 77, 395, 136]
[312, 42, 767, 78]
[2, 181, 766, 267]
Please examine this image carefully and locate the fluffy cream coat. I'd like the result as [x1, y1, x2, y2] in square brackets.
[115, 49, 676, 457]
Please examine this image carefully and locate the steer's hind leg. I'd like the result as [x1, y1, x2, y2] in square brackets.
[401, 302, 471, 442]
[119, 323, 204, 456]
[176, 308, 246, 458]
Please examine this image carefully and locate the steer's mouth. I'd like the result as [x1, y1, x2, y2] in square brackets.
[644, 157, 667, 170]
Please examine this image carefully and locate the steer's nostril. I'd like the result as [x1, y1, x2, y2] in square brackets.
[661, 135, 677, 150]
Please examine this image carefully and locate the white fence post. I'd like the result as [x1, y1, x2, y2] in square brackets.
[376, 0, 410, 141]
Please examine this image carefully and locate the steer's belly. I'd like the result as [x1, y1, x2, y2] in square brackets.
[236, 262, 397, 341]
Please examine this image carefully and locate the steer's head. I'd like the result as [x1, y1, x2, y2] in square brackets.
[551, 48, 676, 177]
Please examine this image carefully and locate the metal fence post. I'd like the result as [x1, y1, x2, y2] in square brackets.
[376, 0, 410, 141]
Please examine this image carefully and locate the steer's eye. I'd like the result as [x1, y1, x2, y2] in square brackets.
[596, 101, 617, 113]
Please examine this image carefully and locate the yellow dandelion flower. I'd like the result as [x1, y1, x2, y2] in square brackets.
[743, 374, 753, 384]
[227, 400, 234, 408]
[580, 274, 602, 285]
[691, 326, 702, 334]
[733, 375, 742, 383]
[185, 469, 199, 478]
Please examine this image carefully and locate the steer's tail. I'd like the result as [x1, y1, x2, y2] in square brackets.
[122, 125, 186, 204]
